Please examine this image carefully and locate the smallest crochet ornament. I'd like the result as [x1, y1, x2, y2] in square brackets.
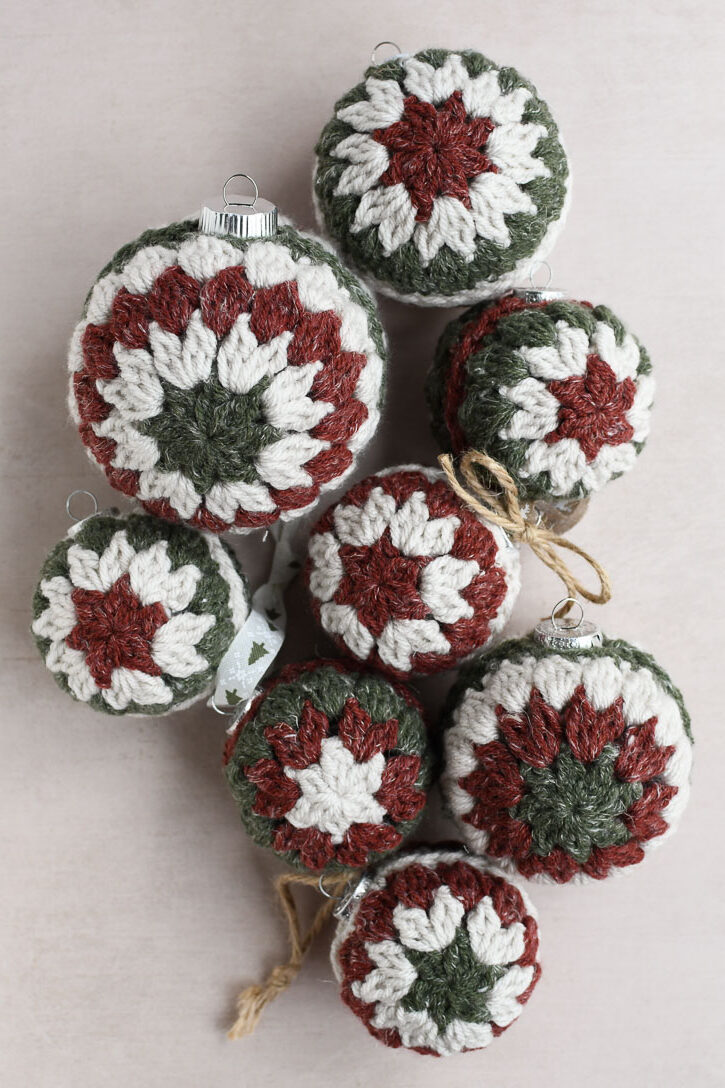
[442, 604, 693, 883]
[31, 503, 250, 715]
[428, 294, 654, 524]
[305, 465, 520, 678]
[224, 659, 432, 873]
[331, 846, 541, 1055]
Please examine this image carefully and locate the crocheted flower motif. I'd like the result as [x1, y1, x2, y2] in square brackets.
[305, 467, 519, 677]
[32, 513, 249, 715]
[442, 638, 692, 883]
[69, 222, 386, 533]
[314, 49, 569, 304]
[224, 660, 432, 873]
[428, 297, 654, 502]
[332, 848, 540, 1055]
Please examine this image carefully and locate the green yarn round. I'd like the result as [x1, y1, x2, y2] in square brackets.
[224, 661, 433, 874]
[314, 48, 569, 303]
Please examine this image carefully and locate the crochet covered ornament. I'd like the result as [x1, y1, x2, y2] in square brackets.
[224, 659, 432, 872]
[441, 613, 692, 883]
[314, 47, 569, 305]
[32, 510, 249, 715]
[331, 846, 541, 1055]
[428, 296, 654, 513]
[305, 466, 520, 677]
[68, 184, 386, 533]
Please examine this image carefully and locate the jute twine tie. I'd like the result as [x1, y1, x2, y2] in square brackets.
[438, 450, 611, 613]
[228, 870, 352, 1040]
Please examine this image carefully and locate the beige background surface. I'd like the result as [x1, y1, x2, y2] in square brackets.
[1, 2, 723, 1085]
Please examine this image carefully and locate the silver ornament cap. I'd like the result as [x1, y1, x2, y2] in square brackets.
[534, 598, 603, 651]
[200, 173, 277, 240]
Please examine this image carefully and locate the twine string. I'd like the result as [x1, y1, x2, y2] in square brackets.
[438, 450, 611, 612]
[228, 871, 351, 1040]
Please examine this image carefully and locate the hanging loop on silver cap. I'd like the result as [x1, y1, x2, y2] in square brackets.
[66, 489, 98, 523]
[534, 597, 603, 651]
[223, 173, 258, 209]
[200, 173, 277, 240]
[512, 259, 565, 304]
[371, 40, 402, 64]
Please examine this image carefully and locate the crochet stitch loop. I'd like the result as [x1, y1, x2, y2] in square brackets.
[441, 636, 692, 884]
[68, 218, 386, 533]
[31, 511, 249, 715]
[224, 659, 433, 874]
[428, 295, 654, 504]
[331, 846, 541, 1055]
[314, 48, 569, 305]
[305, 464, 520, 677]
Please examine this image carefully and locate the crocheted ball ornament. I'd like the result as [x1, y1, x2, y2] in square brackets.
[31, 511, 249, 715]
[314, 48, 569, 306]
[331, 847, 541, 1055]
[428, 296, 654, 505]
[442, 635, 692, 884]
[224, 659, 432, 873]
[305, 466, 520, 677]
[68, 219, 386, 533]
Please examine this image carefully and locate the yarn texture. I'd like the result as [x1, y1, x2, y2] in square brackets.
[305, 466, 520, 677]
[442, 636, 692, 883]
[224, 660, 432, 873]
[32, 511, 249, 715]
[331, 847, 540, 1055]
[69, 219, 386, 533]
[428, 296, 654, 503]
[314, 48, 569, 305]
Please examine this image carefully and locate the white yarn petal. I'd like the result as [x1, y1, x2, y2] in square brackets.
[93, 413, 160, 471]
[120, 246, 178, 295]
[418, 555, 478, 623]
[147, 312, 217, 390]
[370, 1005, 440, 1053]
[135, 468, 202, 520]
[262, 361, 331, 431]
[460, 68, 502, 118]
[531, 654, 582, 711]
[45, 641, 98, 701]
[100, 345, 165, 420]
[103, 667, 173, 711]
[626, 373, 655, 442]
[97, 530, 136, 588]
[485, 964, 534, 1027]
[580, 655, 627, 711]
[388, 492, 459, 557]
[320, 602, 374, 659]
[203, 535, 250, 630]
[243, 241, 298, 288]
[337, 77, 405, 131]
[580, 443, 638, 493]
[217, 316, 292, 395]
[414, 196, 477, 265]
[592, 322, 641, 382]
[337, 296, 376, 355]
[486, 656, 538, 713]
[294, 262, 344, 314]
[254, 434, 325, 489]
[333, 133, 390, 196]
[393, 885, 465, 952]
[32, 577, 77, 641]
[308, 532, 344, 602]
[486, 122, 550, 184]
[403, 54, 467, 103]
[521, 437, 589, 496]
[377, 618, 450, 672]
[488, 86, 532, 125]
[176, 235, 242, 281]
[205, 479, 276, 520]
[85, 271, 125, 326]
[285, 738, 386, 840]
[67, 543, 107, 592]
[500, 378, 561, 440]
[451, 689, 501, 746]
[127, 541, 201, 614]
[151, 612, 215, 677]
[351, 940, 417, 1005]
[517, 319, 590, 380]
[351, 183, 417, 256]
[468, 172, 536, 247]
[467, 897, 526, 965]
[333, 487, 397, 547]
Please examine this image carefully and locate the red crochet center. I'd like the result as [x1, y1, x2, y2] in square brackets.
[441, 296, 636, 464]
[337, 856, 540, 1055]
[460, 683, 679, 883]
[223, 659, 427, 871]
[74, 262, 370, 532]
[306, 469, 508, 677]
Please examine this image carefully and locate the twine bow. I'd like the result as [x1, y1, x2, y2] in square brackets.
[438, 450, 611, 612]
[228, 870, 352, 1040]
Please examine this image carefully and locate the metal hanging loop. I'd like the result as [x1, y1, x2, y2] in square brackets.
[65, 489, 98, 523]
[371, 40, 402, 64]
[223, 173, 259, 209]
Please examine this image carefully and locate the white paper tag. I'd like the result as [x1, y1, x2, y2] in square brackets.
[212, 521, 301, 715]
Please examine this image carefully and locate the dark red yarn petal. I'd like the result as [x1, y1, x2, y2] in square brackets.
[199, 266, 254, 337]
[146, 266, 200, 335]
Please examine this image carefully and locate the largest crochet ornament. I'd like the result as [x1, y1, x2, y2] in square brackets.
[314, 47, 569, 305]
[69, 185, 386, 533]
